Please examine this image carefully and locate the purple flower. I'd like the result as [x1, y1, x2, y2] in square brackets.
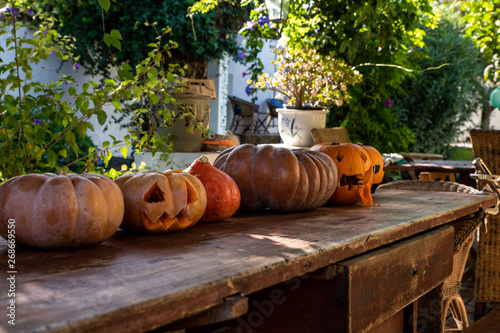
[49, 51, 56, 56]
[242, 72, 250, 78]
[237, 50, 246, 60]
[74, 63, 81, 70]
[258, 16, 270, 27]
[0, 12, 5, 22]
[63, 80, 69, 86]
[384, 98, 393, 108]
[246, 21, 255, 30]
[45, 93, 50, 100]
[7, 7, 19, 18]
[27, 8, 34, 17]
[245, 85, 252, 96]
[33, 119, 41, 125]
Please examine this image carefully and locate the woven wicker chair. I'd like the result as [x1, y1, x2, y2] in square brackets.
[259, 98, 282, 133]
[378, 180, 485, 332]
[228, 96, 259, 134]
[469, 129, 500, 320]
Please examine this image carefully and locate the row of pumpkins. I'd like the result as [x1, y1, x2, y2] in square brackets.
[0, 143, 384, 250]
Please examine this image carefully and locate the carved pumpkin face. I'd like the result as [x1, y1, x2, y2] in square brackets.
[361, 145, 385, 184]
[311, 143, 374, 206]
[213, 144, 338, 212]
[0, 172, 124, 249]
[114, 170, 207, 233]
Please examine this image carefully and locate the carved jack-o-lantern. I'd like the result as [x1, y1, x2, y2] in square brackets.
[360, 144, 385, 184]
[114, 170, 207, 233]
[311, 143, 374, 206]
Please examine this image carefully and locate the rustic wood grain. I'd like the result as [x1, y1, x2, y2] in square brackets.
[231, 226, 454, 333]
[464, 306, 500, 332]
[0, 190, 495, 332]
[384, 160, 475, 174]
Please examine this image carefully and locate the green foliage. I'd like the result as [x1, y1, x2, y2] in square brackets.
[279, 0, 437, 153]
[461, 0, 500, 83]
[238, 1, 278, 102]
[393, 6, 487, 154]
[252, 47, 362, 108]
[0, 0, 187, 180]
[443, 145, 474, 161]
[35, 0, 249, 79]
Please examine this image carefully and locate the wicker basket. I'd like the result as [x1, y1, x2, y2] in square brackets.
[470, 129, 500, 304]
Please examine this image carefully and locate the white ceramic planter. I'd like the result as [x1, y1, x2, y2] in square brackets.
[277, 108, 330, 147]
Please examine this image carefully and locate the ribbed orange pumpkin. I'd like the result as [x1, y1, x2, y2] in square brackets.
[0, 172, 124, 249]
[311, 143, 374, 206]
[213, 144, 338, 212]
[114, 170, 207, 233]
[184, 156, 241, 222]
[361, 145, 385, 184]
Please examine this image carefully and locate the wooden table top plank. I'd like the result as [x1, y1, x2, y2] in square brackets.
[385, 159, 475, 174]
[0, 190, 496, 332]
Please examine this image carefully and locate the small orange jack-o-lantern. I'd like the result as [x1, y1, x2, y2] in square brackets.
[360, 144, 385, 185]
[311, 143, 374, 206]
[114, 170, 207, 233]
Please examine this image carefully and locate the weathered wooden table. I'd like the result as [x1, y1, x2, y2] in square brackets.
[385, 160, 475, 182]
[0, 189, 496, 333]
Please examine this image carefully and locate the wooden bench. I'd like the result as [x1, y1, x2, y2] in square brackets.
[463, 306, 500, 332]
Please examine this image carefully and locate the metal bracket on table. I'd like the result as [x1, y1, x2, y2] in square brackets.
[470, 157, 500, 218]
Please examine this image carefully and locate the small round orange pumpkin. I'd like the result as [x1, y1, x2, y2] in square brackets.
[360, 144, 385, 184]
[311, 143, 374, 206]
[0, 172, 124, 249]
[114, 170, 207, 233]
[213, 144, 338, 212]
[184, 156, 241, 223]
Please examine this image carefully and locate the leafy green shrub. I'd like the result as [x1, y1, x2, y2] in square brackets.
[393, 6, 487, 154]
[0, 0, 186, 180]
[35, 0, 249, 78]
[278, 0, 438, 153]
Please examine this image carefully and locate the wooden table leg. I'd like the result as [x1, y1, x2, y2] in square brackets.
[418, 283, 445, 333]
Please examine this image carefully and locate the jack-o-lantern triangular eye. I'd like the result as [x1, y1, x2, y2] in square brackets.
[336, 152, 345, 163]
[144, 183, 166, 203]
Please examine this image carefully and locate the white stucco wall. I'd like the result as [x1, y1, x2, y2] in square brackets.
[225, 37, 280, 134]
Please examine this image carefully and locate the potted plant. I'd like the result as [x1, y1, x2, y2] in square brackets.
[252, 46, 362, 146]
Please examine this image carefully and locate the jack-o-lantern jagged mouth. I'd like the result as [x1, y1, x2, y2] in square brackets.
[339, 175, 364, 189]
[144, 184, 165, 203]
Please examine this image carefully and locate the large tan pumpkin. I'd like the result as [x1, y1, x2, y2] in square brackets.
[213, 144, 338, 212]
[114, 170, 207, 233]
[311, 143, 374, 206]
[0, 172, 124, 250]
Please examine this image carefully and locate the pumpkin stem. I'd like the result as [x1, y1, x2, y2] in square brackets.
[198, 156, 209, 164]
[57, 170, 68, 176]
[330, 142, 340, 146]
